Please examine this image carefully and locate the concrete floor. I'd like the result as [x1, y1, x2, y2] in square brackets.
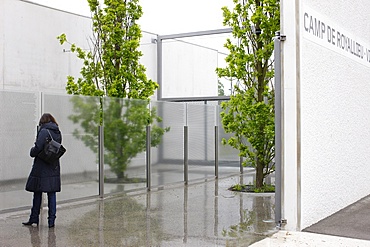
[0, 175, 277, 247]
[2, 174, 370, 246]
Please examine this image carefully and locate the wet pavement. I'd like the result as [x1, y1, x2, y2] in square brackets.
[3, 173, 370, 246]
[0, 175, 278, 247]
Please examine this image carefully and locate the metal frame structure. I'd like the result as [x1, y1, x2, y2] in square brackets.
[274, 31, 286, 227]
[154, 28, 283, 228]
[156, 28, 232, 101]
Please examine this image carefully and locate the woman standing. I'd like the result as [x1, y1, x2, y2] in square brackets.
[23, 113, 62, 228]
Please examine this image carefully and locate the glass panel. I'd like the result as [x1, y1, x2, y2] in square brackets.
[216, 105, 241, 177]
[0, 91, 39, 212]
[43, 93, 100, 200]
[174, 33, 234, 97]
[187, 103, 216, 181]
[103, 97, 147, 193]
[162, 39, 219, 98]
[150, 101, 185, 187]
[0, 90, 242, 211]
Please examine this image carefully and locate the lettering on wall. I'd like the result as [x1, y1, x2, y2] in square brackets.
[302, 6, 370, 67]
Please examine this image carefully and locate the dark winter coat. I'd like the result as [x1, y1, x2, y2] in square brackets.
[25, 122, 62, 193]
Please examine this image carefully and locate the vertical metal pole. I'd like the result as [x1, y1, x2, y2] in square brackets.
[184, 126, 188, 185]
[240, 157, 243, 174]
[98, 126, 104, 198]
[204, 102, 208, 161]
[274, 31, 284, 226]
[157, 36, 163, 100]
[40, 92, 45, 213]
[40, 91, 44, 116]
[214, 126, 219, 178]
[146, 125, 151, 191]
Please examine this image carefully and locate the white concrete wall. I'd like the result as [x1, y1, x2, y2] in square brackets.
[0, 1, 160, 95]
[0, 2, 4, 87]
[281, 0, 370, 230]
[0, 0, 92, 92]
[0, 0, 219, 98]
[0, 0, 158, 94]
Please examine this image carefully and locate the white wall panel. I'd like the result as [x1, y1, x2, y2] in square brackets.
[300, 1, 370, 229]
[2, 0, 92, 92]
[282, 0, 370, 230]
[0, 1, 4, 90]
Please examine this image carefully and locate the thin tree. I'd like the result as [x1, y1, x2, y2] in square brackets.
[217, 0, 279, 190]
[58, 0, 169, 179]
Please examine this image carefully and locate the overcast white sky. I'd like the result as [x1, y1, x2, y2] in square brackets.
[30, 0, 232, 35]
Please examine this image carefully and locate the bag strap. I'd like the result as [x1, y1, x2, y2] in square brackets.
[46, 129, 54, 141]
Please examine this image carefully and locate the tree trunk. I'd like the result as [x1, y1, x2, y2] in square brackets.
[255, 159, 264, 188]
[116, 171, 125, 179]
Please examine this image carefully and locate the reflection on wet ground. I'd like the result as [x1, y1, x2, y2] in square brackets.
[0, 175, 277, 246]
[26, 226, 56, 247]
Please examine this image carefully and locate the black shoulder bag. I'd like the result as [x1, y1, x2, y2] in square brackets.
[38, 129, 66, 164]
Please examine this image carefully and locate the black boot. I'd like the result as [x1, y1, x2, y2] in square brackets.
[22, 220, 39, 226]
[48, 216, 55, 228]
[48, 219, 55, 228]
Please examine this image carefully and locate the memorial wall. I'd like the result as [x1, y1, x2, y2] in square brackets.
[281, 0, 370, 230]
